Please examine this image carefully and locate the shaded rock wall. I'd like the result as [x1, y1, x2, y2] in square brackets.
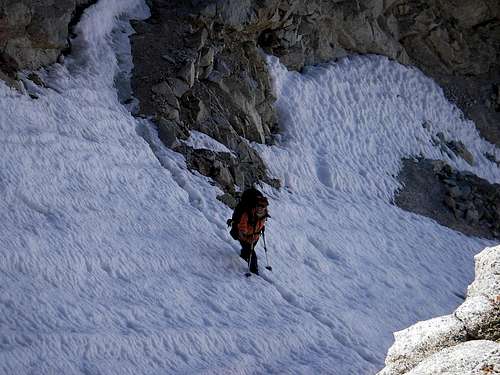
[130, 1, 284, 199]
[0, 0, 93, 85]
[378, 245, 500, 375]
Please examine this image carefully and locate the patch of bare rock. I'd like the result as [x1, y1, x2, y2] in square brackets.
[395, 157, 500, 241]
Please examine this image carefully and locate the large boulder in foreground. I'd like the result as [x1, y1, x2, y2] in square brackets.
[378, 245, 500, 375]
[407, 340, 499, 375]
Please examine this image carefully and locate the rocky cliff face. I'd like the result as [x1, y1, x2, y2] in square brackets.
[0, 0, 94, 86]
[128, 0, 499, 203]
[378, 245, 500, 375]
[130, 1, 292, 203]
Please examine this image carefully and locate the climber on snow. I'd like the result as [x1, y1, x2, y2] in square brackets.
[227, 188, 269, 275]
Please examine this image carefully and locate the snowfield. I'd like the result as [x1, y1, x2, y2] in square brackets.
[0, 1, 497, 374]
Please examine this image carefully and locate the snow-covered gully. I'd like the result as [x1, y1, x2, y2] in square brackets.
[0, 1, 497, 374]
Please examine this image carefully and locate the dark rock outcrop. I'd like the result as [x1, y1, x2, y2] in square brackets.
[0, 0, 94, 85]
[395, 158, 500, 240]
[130, 1, 289, 196]
[378, 245, 500, 375]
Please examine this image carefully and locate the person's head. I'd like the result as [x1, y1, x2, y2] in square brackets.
[255, 197, 268, 218]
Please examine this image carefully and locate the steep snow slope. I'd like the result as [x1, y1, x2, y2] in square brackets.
[0, 1, 497, 374]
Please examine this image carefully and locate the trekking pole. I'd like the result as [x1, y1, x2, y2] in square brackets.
[262, 230, 272, 271]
